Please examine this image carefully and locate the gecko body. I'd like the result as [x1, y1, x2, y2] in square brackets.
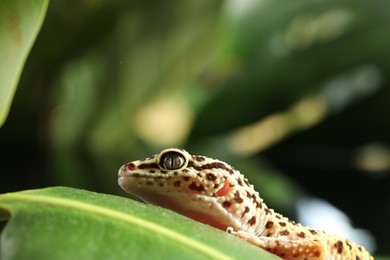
[118, 148, 373, 260]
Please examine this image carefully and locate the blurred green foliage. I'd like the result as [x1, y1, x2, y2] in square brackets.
[1, 0, 390, 257]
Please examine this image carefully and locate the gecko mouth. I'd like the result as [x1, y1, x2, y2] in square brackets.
[118, 176, 229, 231]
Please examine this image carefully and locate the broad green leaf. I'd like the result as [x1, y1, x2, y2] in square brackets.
[0, 187, 278, 260]
[0, 0, 49, 127]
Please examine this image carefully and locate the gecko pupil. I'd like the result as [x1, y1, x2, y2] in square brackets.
[160, 152, 185, 170]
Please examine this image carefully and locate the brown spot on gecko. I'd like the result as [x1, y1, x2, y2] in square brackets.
[189, 182, 205, 191]
[233, 191, 243, 203]
[149, 170, 155, 173]
[251, 194, 257, 201]
[315, 251, 321, 257]
[335, 241, 343, 254]
[248, 216, 256, 225]
[346, 241, 352, 249]
[244, 179, 249, 185]
[241, 206, 250, 218]
[356, 257, 361, 260]
[309, 229, 317, 235]
[183, 176, 190, 181]
[279, 230, 289, 236]
[279, 222, 286, 227]
[264, 208, 271, 215]
[222, 201, 232, 208]
[297, 232, 306, 238]
[237, 178, 243, 186]
[159, 183, 164, 187]
[145, 181, 153, 185]
[265, 221, 274, 229]
[188, 161, 234, 175]
[174, 181, 181, 187]
[206, 173, 216, 181]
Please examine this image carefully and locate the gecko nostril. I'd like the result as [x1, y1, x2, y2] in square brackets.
[126, 163, 136, 171]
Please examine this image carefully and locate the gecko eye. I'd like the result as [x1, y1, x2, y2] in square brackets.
[159, 151, 186, 170]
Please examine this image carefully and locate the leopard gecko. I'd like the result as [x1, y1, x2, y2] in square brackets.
[118, 148, 373, 260]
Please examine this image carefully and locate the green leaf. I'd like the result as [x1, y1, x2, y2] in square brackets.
[0, 0, 49, 127]
[0, 187, 278, 260]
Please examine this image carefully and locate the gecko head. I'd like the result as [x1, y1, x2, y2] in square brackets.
[118, 148, 261, 231]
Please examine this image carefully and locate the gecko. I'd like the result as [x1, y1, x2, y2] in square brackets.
[118, 148, 373, 260]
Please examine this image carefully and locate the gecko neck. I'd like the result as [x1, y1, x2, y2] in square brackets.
[230, 184, 289, 238]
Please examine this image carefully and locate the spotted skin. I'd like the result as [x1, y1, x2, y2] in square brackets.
[118, 148, 373, 260]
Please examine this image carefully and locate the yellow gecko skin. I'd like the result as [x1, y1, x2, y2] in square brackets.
[118, 148, 373, 260]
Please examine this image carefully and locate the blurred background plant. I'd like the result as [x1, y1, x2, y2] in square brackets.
[1, 0, 389, 257]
